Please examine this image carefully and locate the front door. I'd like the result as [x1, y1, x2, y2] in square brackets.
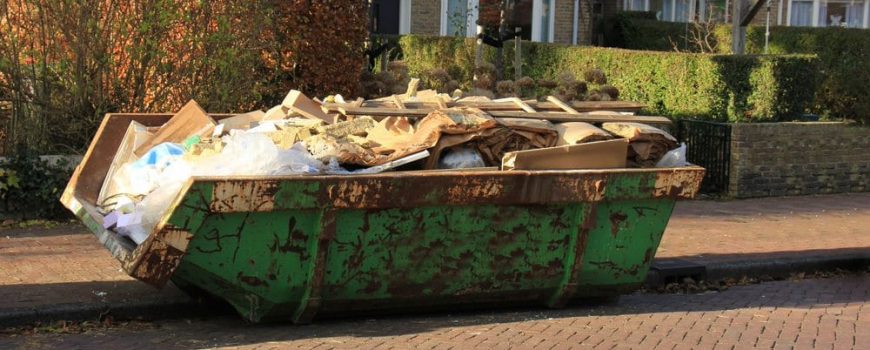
[372, 0, 401, 34]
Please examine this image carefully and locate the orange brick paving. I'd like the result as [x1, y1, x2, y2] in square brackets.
[2, 275, 867, 350]
[658, 193, 870, 262]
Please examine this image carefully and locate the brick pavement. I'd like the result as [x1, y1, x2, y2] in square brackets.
[0, 193, 868, 325]
[2, 274, 867, 349]
[657, 192, 870, 263]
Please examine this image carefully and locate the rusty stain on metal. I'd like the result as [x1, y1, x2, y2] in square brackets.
[609, 212, 628, 238]
[238, 272, 270, 287]
[211, 180, 279, 212]
[445, 177, 505, 202]
[653, 168, 705, 199]
[160, 227, 193, 251]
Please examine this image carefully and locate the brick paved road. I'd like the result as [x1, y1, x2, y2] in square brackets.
[2, 275, 867, 350]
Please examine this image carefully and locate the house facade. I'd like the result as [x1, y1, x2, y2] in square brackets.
[371, 0, 599, 45]
[619, 0, 869, 28]
[367, 0, 868, 49]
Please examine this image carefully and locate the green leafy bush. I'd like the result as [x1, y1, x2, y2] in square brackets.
[0, 153, 73, 220]
[397, 35, 818, 122]
[724, 26, 870, 123]
[609, 17, 869, 123]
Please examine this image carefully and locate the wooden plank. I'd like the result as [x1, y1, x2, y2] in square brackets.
[406, 78, 420, 97]
[282, 90, 332, 124]
[133, 100, 216, 157]
[494, 97, 536, 113]
[324, 106, 671, 124]
[391, 95, 405, 109]
[488, 111, 671, 125]
[345, 100, 645, 112]
[546, 96, 580, 114]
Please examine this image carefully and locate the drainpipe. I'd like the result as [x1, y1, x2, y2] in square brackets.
[572, 0, 580, 45]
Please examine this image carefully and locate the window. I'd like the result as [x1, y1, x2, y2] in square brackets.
[624, 0, 649, 11]
[489, 0, 555, 42]
[790, 0, 814, 25]
[820, 0, 866, 27]
[441, 0, 476, 37]
[533, 0, 555, 42]
[788, 0, 869, 28]
[653, 0, 705, 21]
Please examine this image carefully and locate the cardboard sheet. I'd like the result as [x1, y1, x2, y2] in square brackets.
[555, 122, 612, 145]
[425, 117, 557, 169]
[501, 138, 629, 171]
[601, 122, 677, 167]
[309, 108, 496, 167]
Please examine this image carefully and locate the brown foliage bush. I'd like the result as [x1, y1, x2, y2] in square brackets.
[0, 0, 367, 153]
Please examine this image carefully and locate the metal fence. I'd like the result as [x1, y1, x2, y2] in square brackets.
[677, 119, 732, 194]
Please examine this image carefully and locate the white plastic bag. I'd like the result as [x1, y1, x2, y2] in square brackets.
[656, 142, 689, 168]
[120, 133, 328, 245]
[438, 146, 486, 169]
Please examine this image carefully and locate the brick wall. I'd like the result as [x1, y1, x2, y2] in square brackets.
[411, 0, 441, 35]
[728, 122, 870, 198]
[554, 0, 576, 44]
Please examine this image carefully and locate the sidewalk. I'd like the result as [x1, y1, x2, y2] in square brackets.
[1, 193, 868, 326]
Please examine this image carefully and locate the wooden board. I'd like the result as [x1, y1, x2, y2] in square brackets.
[324, 100, 646, 112]
[282, 90, 332, 123]
[322, 106, 672, 125]
[133, 100, 216, 157]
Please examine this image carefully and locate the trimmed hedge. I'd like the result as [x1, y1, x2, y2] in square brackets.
[398, 35, 818, 122]
[722, 26, 870, 123]
[610, 18, 870, 123]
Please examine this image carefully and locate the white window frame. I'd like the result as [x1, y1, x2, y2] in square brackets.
[787, 0, 870, 28]
[623, 0, 651, 11]
[440, 0, 479, 37]
[532, 0, 557, 42]
[645, 0, 706, 22]
[400, 0, 411, 34]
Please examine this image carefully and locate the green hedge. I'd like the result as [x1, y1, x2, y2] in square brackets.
[611, 18, 869, 123]
[721, 26, 870, 123]
[398, 35, 818, 122]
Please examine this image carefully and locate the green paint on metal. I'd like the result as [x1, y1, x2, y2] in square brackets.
[174, 209, 323, 321]
[165, 182, 214, 231]
[322, 205, 587, 303]
[273, 181, 320, 209]
[601, 172, 658, 200]
[575, 198, 676, 296]
[162, 170, 689, 322]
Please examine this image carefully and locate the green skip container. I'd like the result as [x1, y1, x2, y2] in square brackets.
[62, 113, 704, 323]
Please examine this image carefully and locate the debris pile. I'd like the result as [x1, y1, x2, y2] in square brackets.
[97, 85, 687, 245]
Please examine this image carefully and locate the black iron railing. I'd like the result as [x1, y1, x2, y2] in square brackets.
[677, 119, 731, 194]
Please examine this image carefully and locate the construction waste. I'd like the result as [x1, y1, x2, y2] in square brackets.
[97, 86, 688, 245]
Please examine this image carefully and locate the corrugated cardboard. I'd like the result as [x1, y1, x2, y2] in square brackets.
[501, 138, 628, 171]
